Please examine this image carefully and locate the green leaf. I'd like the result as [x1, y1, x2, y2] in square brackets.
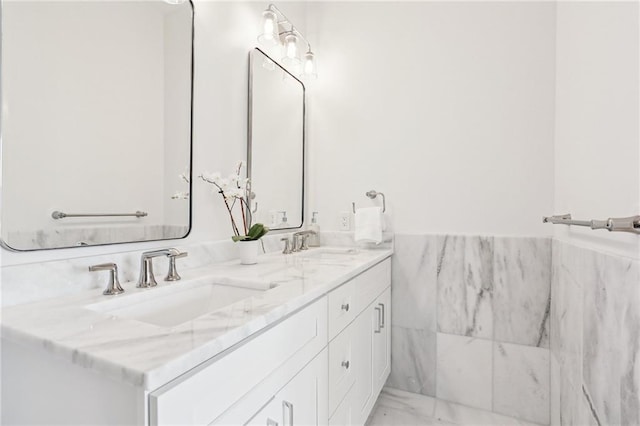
[232, 224, 269, 241]
[247, 223, 269, 240]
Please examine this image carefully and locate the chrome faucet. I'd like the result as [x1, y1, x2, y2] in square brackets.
[89, 263, 124, 295]
[292, 230, 317, 252]
[281, 237, 293, 254]
[137, 248, 188, 288]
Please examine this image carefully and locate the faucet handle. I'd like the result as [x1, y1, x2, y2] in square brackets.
[89, 263, 124, 296]
[300, 234, 311, 251]
[165, 251, 188, 282]
[281, 237, 292, 254]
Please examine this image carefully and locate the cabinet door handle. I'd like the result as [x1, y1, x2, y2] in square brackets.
[341, 303, 350, 312]
[374, 307, 382, 333]
[267, 419, 278, 426]
[379, 303, 385, 328]
[341, 360, 350, 369]
[283, 400, 294, 426]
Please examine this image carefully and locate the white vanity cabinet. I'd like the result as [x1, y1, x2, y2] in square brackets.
[2, 253, 392, 426]
[328, 261, 391, 426]
[151, 298, 328, 425]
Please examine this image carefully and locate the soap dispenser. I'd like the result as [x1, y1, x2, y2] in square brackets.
[278, 211, 288, 228]
[308, 211, 320, 247]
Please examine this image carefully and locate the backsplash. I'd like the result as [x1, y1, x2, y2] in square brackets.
[0, 231, 392, 308]
[550, 240, 639, 425]
[388, 234, 551, 425]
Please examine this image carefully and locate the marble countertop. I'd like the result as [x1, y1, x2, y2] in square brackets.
[1, 246, 392, 390]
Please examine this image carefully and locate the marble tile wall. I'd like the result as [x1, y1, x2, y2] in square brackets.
[550, 240, 639, 426]
[388, 234, 552, 425]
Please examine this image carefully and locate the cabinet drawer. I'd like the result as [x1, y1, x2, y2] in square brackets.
[328, 324, 355, 416]
[149, 297, 328, 426]
[328, 259, 390, 340]
[329, 388, 353, 426]
[327, 276, 357, 341]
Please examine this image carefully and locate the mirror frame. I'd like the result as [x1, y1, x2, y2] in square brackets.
[0, 0, 196, 251]
[247, 47, 306, 231]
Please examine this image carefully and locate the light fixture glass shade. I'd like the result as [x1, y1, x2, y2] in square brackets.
[282, 33, 300, 66]
[164, 0, 186, 3]
[302, 51, 317, 79]
[257, 9, 279, 46]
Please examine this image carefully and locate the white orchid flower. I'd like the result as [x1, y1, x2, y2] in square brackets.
[199, 171, 221, 184]
[178, 172, 190, 183]
[171, 191, 189, 200]
[224, 187, 245, 200]
[228, 173, 240, 185]
[218, 177, 230, 189]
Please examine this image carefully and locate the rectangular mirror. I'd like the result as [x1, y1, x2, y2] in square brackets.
[1, 0, 194, 250]
[248, 48, 304, 230]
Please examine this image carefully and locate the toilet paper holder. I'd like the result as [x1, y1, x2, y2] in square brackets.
[352, 190, 386, 213]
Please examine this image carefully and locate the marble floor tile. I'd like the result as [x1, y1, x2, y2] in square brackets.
[366, 404, 456, 426]
[376, 387, 437, 419]
[494, 237, 551, 348]
[392, 234, 438, 331]
[433, 398, 544, 426]
[437, 235, 493, 339]
[387, 326, 436, 396]
[436, 333, 492, 411]
[493, 342, 550, 425]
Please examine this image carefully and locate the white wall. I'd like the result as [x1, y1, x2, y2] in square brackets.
[0, 1, 307, 266]
[305, 2, 556, 237]
[554, 2, 640, 260]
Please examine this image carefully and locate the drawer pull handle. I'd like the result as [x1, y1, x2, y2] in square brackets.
[341, 303, 350, 312]
[341, 360, 350, 369]
[374, 306, 382, 333]
[379, 303, 385, 328]
[283, 400, 294, 426]
[267, 419, 278, 426]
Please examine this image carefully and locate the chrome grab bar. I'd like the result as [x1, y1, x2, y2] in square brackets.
[542, 214, 640, 235]
[52, 210, 148, 220]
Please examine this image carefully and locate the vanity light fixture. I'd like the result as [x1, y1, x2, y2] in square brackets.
[302, 50, 317, 79]
[257, 4, 318, 79]
[257, 9, 279, 46]
[282, 32, 300, 66]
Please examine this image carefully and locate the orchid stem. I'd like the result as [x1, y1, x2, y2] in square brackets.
[221, 193, 240, 236]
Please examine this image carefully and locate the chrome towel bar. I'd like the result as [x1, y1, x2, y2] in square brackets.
[51, 210, 148, 220]
[352, 190, 386, 213]
[542, 213, 640, 235]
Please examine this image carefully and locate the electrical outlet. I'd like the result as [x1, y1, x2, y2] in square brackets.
[338, 211, 350, 231]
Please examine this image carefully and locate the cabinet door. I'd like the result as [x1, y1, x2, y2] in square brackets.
[328, 322, 355, 415]
[245, 398, 280, 426]
[274, 349, 328, 426]
[229, 349, 327, 426]
[372, 287, 391, 392]
[349, 302, 375, 425]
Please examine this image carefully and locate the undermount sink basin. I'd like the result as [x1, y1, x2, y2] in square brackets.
[86, 281, 264, 328]
[300, 248, 360, 261]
